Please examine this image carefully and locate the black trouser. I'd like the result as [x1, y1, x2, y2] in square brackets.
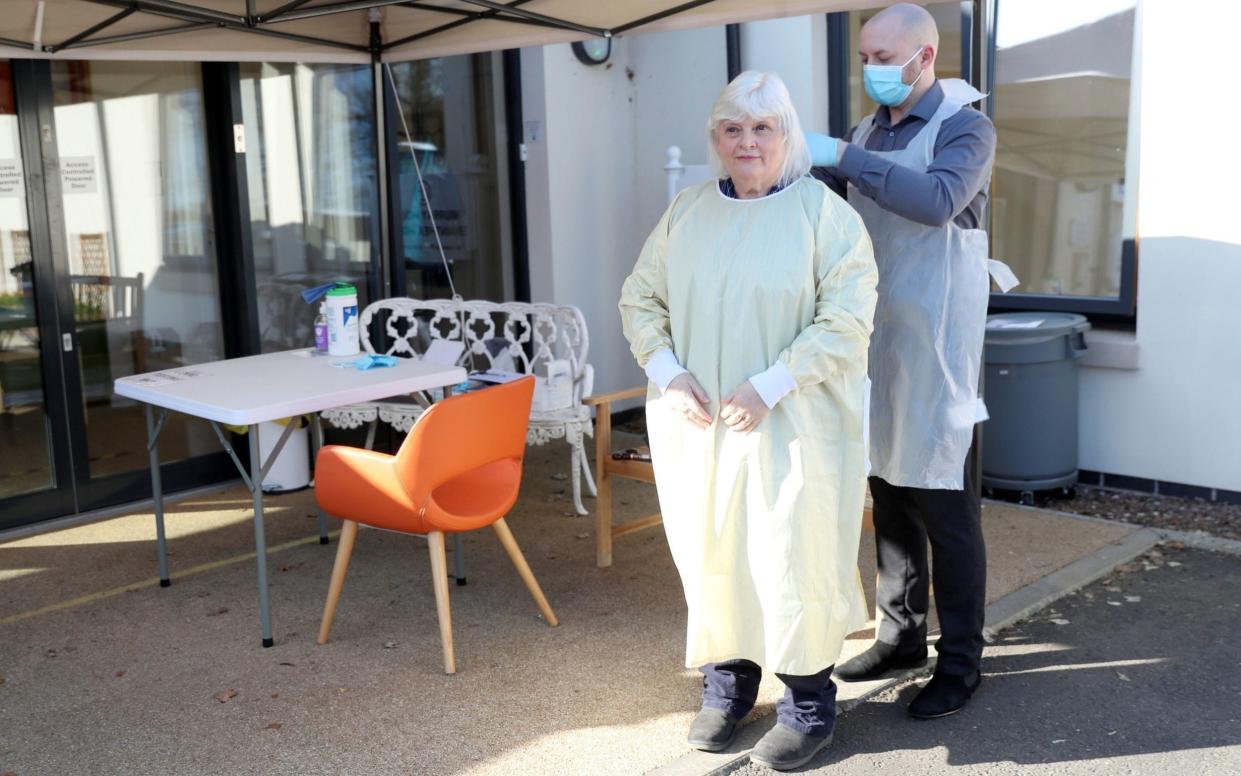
[868, 457, 985, 677]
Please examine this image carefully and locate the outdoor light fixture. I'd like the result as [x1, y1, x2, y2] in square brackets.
[572, 38, 612, 65]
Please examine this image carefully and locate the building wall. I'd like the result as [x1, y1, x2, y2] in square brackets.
[629, 26, 730, 260]
[1078, 0, 1241, 492]
[521, 39, 642, 399]
[740, 16, 830, 136]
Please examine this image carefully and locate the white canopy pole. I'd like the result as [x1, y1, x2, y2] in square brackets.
[32, 1, 46, 52]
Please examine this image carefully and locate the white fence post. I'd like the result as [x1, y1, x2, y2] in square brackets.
[664, 145, 685, 204]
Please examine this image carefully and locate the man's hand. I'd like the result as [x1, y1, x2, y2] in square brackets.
[806, 132, 843, 167]
[666, 373, 713, 429]
[720, 381, 769, 434]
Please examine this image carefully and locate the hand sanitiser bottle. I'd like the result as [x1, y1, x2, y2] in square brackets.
[314, 303, 329, 353]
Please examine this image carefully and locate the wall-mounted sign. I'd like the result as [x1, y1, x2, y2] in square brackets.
[61, 156, 98, 194]
[0, 159, 23, 198]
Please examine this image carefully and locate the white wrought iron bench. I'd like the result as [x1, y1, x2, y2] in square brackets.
[320, 297, 599, 514]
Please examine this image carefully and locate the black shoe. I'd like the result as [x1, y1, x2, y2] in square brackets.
[687, 707, 741, 752]
[834, 640, 928, 682]
[750, 723, 833, 771]
[907, 671, 982, 719]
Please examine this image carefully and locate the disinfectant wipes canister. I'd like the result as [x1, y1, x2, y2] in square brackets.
[324, 284, 359, 356]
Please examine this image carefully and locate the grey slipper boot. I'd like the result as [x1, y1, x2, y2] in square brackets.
[750, 723, 833, 771]
[687, 708, 742, 752]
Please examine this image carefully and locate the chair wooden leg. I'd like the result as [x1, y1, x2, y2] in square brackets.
[594, 405, 614, 568]
[318, 519, 358, 644]
[596, 470, 614, 568]
[492, 518, 559, 627]
[427, 530, 456, 674]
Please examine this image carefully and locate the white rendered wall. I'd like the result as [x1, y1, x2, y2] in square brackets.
[521, 39, 644, 398]
[630, 25, 729, 253]
[1077, 0, 1241, 492]
[740, 16, 830, 136]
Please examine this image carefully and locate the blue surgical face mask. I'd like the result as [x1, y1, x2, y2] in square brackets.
[863, 48, 926, 107]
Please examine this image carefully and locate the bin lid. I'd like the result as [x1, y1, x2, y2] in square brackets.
[985, 312, 1089, 343]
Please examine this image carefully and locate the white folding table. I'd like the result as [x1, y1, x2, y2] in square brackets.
[114, 348, 466, 647]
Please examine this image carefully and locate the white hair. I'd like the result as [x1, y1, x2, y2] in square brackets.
[705, 71, 811, 189]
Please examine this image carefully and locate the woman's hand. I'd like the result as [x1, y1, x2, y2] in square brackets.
[666, 373, 713, 429]
[721, 382, 769, 434]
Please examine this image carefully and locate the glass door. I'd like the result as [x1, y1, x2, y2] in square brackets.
[48, 60, 233, 510]
[238, 61, 379, 353]
[387, 54, 513, 301]
[0, 59, 74, 522]
[0, 59, 238, 530]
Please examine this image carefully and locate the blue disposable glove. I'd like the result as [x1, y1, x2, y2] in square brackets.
[332, 354, 398, 370]
[356, 354, 397, 370]
[806, 132, 841, 167]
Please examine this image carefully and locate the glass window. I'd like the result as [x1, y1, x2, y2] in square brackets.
[387, 54, 513, 301]
[239, 62, 378, 353]
[0, 60, 54, 498]
[52, 60, 227, 479]
[847, 2, 964, 125]
[989, 0, 1136, 303]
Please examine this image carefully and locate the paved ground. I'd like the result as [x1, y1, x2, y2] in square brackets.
[722, 544, 1241, 775]
[0, 435, 1140, 776]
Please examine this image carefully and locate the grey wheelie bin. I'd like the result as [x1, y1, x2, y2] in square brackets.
[981, 312, 1090, 503]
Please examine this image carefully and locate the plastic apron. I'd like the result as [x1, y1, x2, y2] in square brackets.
[848, 79, 1015, 490]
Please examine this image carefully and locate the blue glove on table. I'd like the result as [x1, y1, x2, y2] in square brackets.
[332, 354, 398, 370]
[806, 132, 841, 167]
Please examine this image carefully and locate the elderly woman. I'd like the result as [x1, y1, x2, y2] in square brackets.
[619, 72, 878, 771]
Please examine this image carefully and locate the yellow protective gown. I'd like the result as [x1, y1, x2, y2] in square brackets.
[619, 176, 878, 675]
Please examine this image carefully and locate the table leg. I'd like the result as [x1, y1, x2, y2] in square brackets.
[310, 414, 329, 544]
[249, 426, 274, 648]
[453, 534, 467, 586]
[144, 404, 170, 587]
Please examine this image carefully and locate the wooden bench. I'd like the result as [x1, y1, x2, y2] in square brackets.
[586, 386, 873, 568]
[584, 387, 661, 568]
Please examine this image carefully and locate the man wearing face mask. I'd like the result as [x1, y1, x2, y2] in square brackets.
[807, 2, 1009, 720]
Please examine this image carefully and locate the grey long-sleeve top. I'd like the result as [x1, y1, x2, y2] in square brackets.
[812, 80, 996, 229]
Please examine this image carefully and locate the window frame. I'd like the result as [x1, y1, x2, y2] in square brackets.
[978, 0, 1138, 322]
[825, 1, 1139, 323]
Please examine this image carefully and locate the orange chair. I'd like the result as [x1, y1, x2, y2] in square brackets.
[314, 376, 557, 673]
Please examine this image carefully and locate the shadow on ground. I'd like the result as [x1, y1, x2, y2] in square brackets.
[723, 545, 1241, 775]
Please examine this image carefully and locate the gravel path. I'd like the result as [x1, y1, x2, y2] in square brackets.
[1041, 485, 1241, 542]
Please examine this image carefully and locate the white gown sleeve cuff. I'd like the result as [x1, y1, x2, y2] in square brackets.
[644, 348, 688, 393]
[749, 360, 798, 409]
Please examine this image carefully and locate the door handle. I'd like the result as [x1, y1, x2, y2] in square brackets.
[62, 332, 73, 352]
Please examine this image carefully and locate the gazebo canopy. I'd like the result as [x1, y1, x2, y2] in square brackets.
[0, 1, 886, 63]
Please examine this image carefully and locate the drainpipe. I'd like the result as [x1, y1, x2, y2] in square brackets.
[725, 24, 741, 81]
